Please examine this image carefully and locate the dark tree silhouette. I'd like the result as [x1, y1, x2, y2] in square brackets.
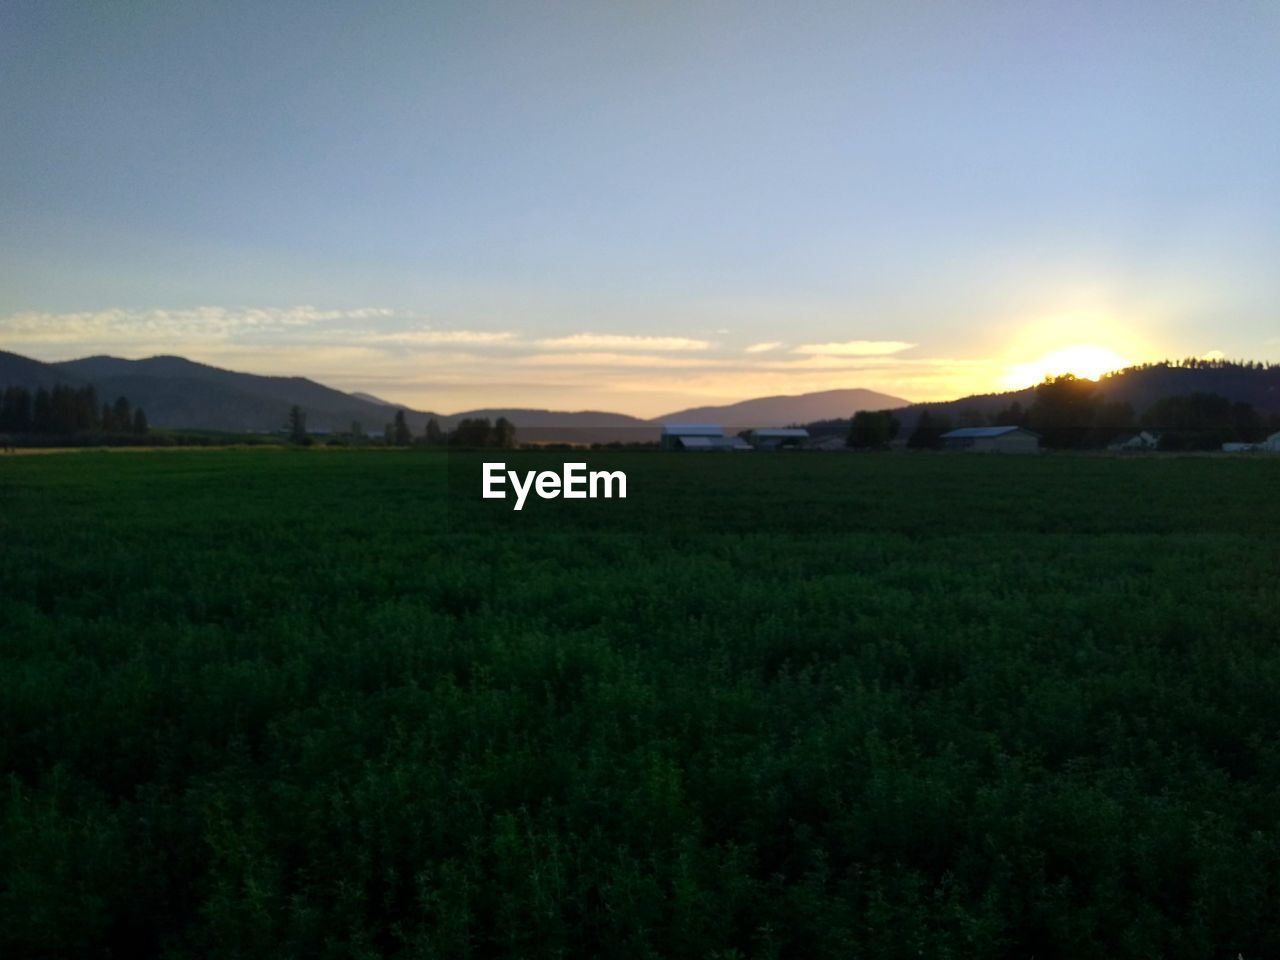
[288, 405, 308, 444]
[847, 410, 900, 449]
[393, 410, 412, 446]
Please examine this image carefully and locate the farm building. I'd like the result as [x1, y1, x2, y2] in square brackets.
[1109, 430, 1159, 451]
[1224, 432, 1280, 454]
[746, 427, 809, 449]
[941, 426, 1041, 453]
[660, 424, 751, 451]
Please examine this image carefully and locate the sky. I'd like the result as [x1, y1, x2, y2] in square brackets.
[2, 1, 1278, 416]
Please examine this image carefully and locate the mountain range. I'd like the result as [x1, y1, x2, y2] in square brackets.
[6, 349, 1277, 442]
[0, 351, 907, 439]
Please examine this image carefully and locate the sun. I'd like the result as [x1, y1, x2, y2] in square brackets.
[1000, 344, 1132, 390]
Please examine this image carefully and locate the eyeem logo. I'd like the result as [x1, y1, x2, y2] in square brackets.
[482, 462, 627, 511]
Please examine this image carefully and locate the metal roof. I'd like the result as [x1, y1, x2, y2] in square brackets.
[678, 435, 751, 449]
[662, 424, 725, 436]
[941, 426, 1033, 439]
[750, 428, 810, 438]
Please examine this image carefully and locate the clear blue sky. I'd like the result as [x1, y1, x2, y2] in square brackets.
[3, 1, 1278, 414]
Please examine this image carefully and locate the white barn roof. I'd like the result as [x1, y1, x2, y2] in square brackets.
[941, 426, 1038, 439]
[662, 424, 725, 437]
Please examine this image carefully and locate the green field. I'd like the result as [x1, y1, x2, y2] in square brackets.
[3, 450, 1279, 958]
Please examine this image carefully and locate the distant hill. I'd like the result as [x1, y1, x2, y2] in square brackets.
[799, 361, 1280, 439]
[349, 391, 395, 406]
[2, 352, 440, 433]
[0, 351, 81, 390]
[656, 388, 910, 428]
[901, 362, 1280, 424]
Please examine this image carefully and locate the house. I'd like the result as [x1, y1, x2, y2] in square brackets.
[660, 424, 751, 451]
[941, 425, 1040, 453]
[1109, 430, 1159, 451]
[746, 427, 809, 449]
[1261, 431, 1280, 453]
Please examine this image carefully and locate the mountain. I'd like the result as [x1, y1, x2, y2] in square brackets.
[349, 391, 395, 406]
[656, 388, 911, 428]
[0, 351, 81, 390]
[2, 352, 440, 433]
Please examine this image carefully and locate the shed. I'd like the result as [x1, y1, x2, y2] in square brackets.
[661, 424, 750, 451]
[746, 427, 809, 449]
[941, 425, 1040, 453]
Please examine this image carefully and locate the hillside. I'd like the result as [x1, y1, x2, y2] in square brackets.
[2, 353, 440, 433]
[0, 350, 82, 390]
[657, 388, 910, 428]
[800, 362, 1280, 438]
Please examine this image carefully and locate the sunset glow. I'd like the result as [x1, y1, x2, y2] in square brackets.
[1000, 344, 1133, 391]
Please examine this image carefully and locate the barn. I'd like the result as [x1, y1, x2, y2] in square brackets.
[660, 424, 751, 451]
[746, 427, 809, 449]
[941, 425, 1041, 453]
[1262, 431, 1280, 453]
[1109, 430, 1159, 451]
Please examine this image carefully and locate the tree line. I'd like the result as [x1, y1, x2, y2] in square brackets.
[288, 406, 517, 448]
[0, 384, 148, 438]
[841, 374, 1280, 451]
[904, 375, 1280, 450]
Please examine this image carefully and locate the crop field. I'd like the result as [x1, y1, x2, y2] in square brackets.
[2, 449, 1279, 959]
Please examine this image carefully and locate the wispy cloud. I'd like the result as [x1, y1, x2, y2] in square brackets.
[0, 306, 395, 345]
[535, 333, 712, 352]
[363, 329, 516, 346]
[743, 341, 783, 353]
[791, 340, 916, 356]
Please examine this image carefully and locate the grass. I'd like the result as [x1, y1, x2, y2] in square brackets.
[2, 449, 1279, 958]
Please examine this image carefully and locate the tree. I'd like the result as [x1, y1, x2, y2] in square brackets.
[993, 400, 1029, 428]
[288, 405, 308, 444]
[112, 396, 132, 433]
[424, 417, 444, 446]
[132, 408, 148, 435]
[1142, 392, 1243, 450]
[100, 403, 117, 433]
[0, 386, 32, 432]
[1027, 375, 1100, 449]
[847, 410, 900, 449]
[393, 409, 412, 446]
[450, 417, 493, 447]
[907, 409, 951, 449]
[32, 388, 52, 433]
[493, 417, 516, 449]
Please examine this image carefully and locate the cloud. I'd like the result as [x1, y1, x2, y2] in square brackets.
[363, 329, 516, 346]
[791, 340, 916, 356]
[0, 306, 395, 345]
[1200, 349, 1226, 360]
[518, 352, 728, 368]
[535, 333, 712, 352]
[743, 341, 783, 353]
